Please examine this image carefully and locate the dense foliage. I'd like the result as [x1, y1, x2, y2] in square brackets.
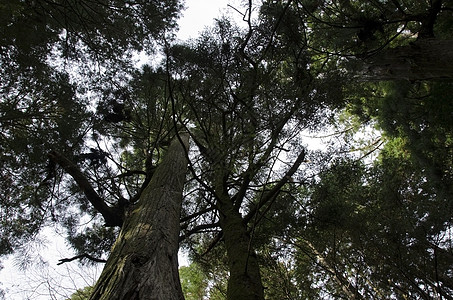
[1, 0, 453, 299]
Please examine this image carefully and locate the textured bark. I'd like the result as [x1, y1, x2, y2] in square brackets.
[212, 167, 264, 300]
[356, 39, 453, 81]
[89, 134, 189, 300]
[219, 151, 305, 300]
[217, 194, 264, 300]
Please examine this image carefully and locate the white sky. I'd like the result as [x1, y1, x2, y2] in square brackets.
[178, 0, 245, 40]
[0, 1, 246, 299]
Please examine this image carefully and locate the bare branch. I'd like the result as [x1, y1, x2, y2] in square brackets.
[57, 253, 107, 265]
[244, 148, 306, 224]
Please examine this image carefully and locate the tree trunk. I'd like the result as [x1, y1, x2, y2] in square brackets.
[354, 39, 453, 81]
[216, 191, 264, 300]
[89, 134, 189, 300]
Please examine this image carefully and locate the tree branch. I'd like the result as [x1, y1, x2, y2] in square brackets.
[179, 222, 220, 242]
[201, 231, 223, 256]
[180, 207, 215, 223]
[48, 151, 124, 227]
[233, 96, 305, 209]
[418, 0, 442, 39]
[244, 148, 306, 224]
[57, 253, 107, 265]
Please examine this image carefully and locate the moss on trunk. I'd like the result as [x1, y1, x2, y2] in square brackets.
[89, 134, 189, 300]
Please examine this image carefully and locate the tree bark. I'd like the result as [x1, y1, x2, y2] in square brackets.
[213, 169, 265, 300]
[89, 133, 189, 300]
[354, 39, 453, 81]
[217, 195, 265, 300]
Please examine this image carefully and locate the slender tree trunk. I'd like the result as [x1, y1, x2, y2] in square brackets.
[216, 188, 264, 300]
[89, 134, 189, 300]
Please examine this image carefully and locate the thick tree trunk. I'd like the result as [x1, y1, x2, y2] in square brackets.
[354, 39, 453, 81]
[89, 134, 189, 300]
[216, 192, 264, 300]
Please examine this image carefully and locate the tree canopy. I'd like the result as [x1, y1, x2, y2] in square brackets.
[1, 0, 453, 299]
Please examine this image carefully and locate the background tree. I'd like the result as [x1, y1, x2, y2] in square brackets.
[172, 2, 453, 299]
[167, 5, 346, 296]
[253, 6, 453, 294]
[179, 263, 209, 300]
[68, 286, 94, 300]
[261, 0, 453, 81]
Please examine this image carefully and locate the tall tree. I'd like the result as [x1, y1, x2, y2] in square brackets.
[89, 133, 189, 300]
[1, 0, 186, 297]
[167, 8, 343, 297]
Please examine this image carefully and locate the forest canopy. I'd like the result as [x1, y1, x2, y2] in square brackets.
[1, 0, 453, 299]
